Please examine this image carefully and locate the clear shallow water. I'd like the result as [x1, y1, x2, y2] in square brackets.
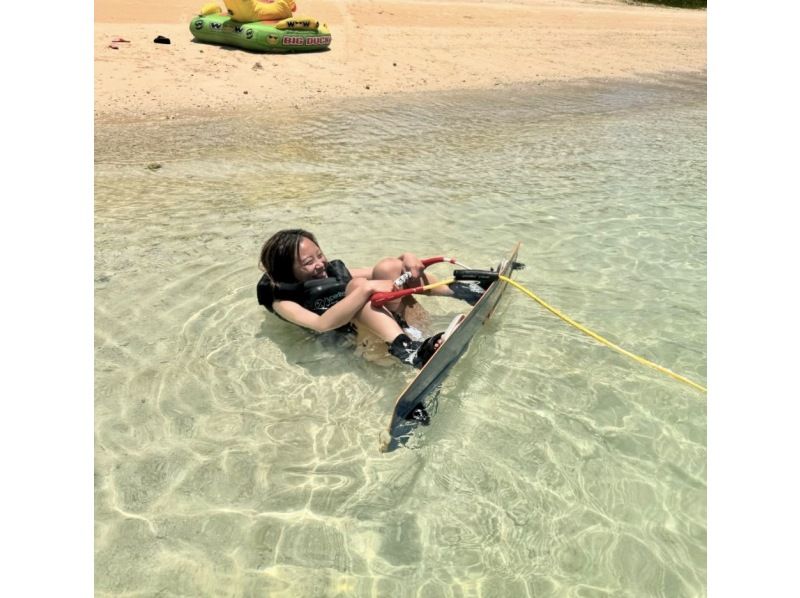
[95, 74, 706, 596]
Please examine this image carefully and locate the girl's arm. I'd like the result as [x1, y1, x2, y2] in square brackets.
[273, 278, 393, 332]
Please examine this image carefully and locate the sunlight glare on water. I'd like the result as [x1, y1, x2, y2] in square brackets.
[95, 74, 706, 596]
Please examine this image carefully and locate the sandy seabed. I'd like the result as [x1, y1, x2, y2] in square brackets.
[95, 0, 706, 124]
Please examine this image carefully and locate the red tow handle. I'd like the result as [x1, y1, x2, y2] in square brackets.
[375, 256, 458, 308]
[371, 284, 428, 308]
[420, 256, 456, 267]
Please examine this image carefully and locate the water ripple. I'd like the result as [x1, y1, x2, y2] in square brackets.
[96, 75, 706, 596]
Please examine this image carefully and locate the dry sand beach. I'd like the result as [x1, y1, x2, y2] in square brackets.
[95, 0, 706, 123]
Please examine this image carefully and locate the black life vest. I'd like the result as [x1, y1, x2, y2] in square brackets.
[257, 259, 352, 315]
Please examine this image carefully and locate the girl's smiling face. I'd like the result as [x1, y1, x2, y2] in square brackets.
[292, 237, 328, 282]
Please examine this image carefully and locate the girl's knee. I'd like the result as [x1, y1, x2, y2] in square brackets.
[372, 257, 403, 281]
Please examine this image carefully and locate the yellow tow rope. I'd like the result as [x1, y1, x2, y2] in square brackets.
[499, 276, 707, 394]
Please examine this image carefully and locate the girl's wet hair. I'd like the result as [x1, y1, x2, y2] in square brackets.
[259, 229, 320, 283]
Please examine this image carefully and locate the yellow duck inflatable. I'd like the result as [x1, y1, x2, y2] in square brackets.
[223, 0, 296, 22]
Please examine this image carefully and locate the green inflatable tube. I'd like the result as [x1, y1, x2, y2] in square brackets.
[190, 13, 332, 53]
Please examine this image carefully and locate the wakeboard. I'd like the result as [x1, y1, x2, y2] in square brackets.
[379, 243, 521, 452]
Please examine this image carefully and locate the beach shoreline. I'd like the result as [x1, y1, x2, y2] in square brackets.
[95, 0, 706, 124]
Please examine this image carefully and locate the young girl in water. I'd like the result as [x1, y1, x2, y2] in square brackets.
[257, 229, 482, 368]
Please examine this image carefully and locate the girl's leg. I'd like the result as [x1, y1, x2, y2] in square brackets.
[352, 299, 444, 368]
[343, 278, 406, 342]
[352, 303, 404, 343]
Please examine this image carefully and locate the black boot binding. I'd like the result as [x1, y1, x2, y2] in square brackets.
[448, 281, 487, 306]
[449, 268, 499, 305]
[388, 332, 444, 369]
[408, 403, 431, 425]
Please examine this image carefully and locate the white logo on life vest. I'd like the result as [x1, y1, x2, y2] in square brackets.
[314, 290, 345, 311]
